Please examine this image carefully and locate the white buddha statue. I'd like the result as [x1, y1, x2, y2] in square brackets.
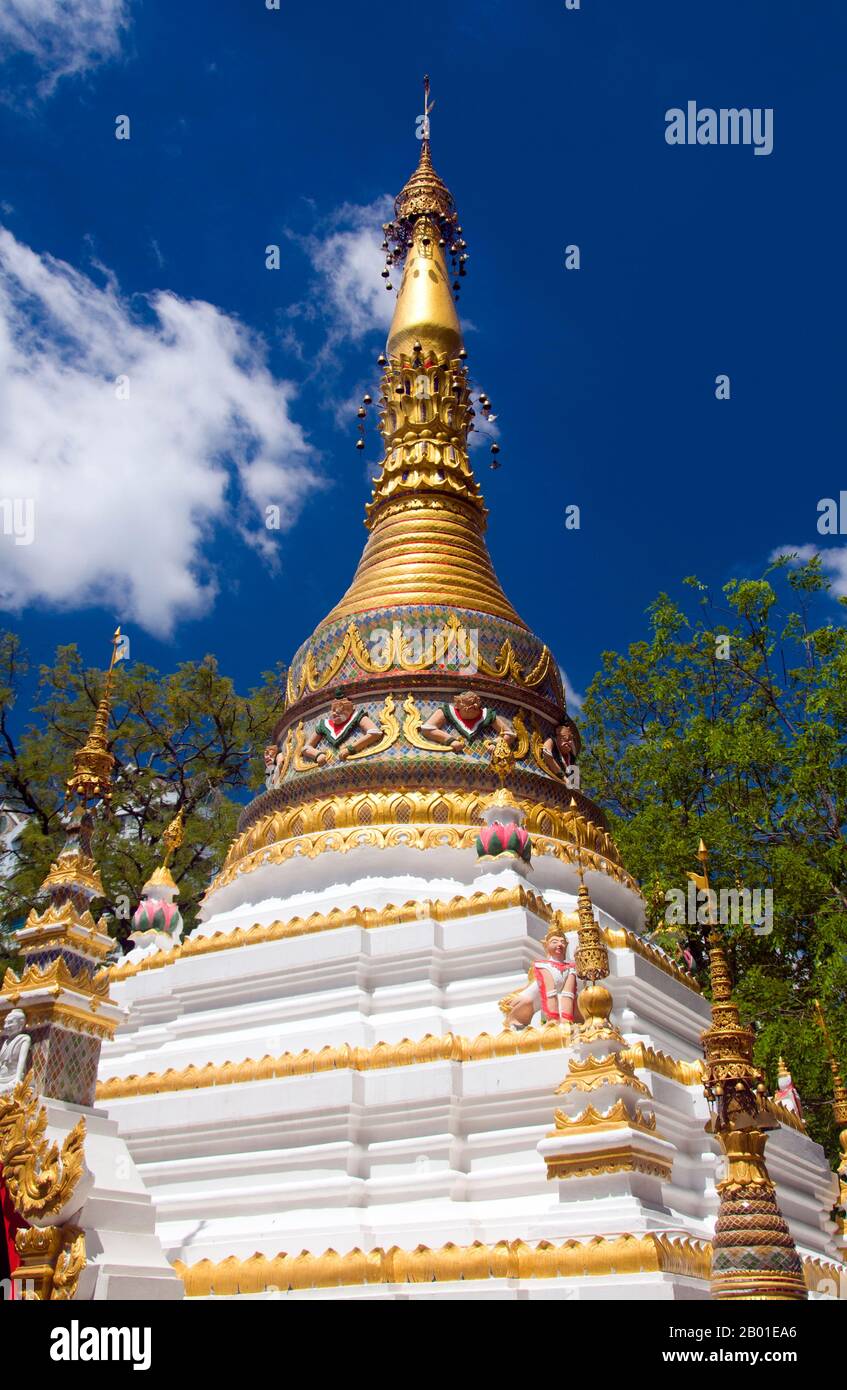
[0, 1008, 31, 1095]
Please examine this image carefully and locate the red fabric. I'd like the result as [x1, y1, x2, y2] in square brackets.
[0, 1165, 26, 1300]
[327, 712, 356, 737]
[776, 1084, 803, 1119]
[448, 704, 486, 735]
[533, 960, 576, 1021]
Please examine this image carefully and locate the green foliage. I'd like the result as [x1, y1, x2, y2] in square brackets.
[579, 557, 847, 1165]
[0, 632, 286, 946]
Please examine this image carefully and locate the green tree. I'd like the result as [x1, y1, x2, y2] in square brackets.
[0, 632, 286, 956]
[579, 556, 847, 1165]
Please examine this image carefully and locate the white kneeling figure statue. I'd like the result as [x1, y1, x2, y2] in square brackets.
[501, 926, 578, 1030]
[775, 1057, 804, 1118]
[0, 1007, 32, 1094]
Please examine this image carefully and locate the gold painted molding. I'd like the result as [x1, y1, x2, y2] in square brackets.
[603, 928, 699, 992]
[2, 954, 110, 1002]
[214, 789, 631, 895]
[36, 851, 103, 900]
[17, 903, 114, 960]
[96, 1019, 575, 1099]
[622, 1043, 705, 1088]
[208, 824, 633, 897]
[14, 1224, 86, 1301]
[111, 883, 557, 981]
[285, 614, 557, 706]
[11, 1000, 118, 1041]
[544, 1146, 673, 1182]
[763, 1095, 808, 1134]
[173, 1232, 712, 1296]
[96, 1020, 722, 1104]
[0, 1081, 86, 1222]
[550, 1099, 657, 1135]
[173, 1241, 847, 1300]
[108, 881, 698, 998]
[555, 1052, 651, 1098]
[803, 1256, 847, 1295]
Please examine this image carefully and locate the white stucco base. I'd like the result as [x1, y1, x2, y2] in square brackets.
[95, 847, 844, 1299]
[36, 1100, 183, 1301]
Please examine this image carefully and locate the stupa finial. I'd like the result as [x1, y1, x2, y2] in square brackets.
[381, 77, 463, 363]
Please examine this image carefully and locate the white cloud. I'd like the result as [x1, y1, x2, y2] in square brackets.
[0, 0, 130, 91]
[770, 544, 847, 599]
[0, 227, 321, 636]
[299, 197, 481, 362]
[295, 198, 492, 461]
[560, 668, 583, 713]
[290, 197, 395, 363]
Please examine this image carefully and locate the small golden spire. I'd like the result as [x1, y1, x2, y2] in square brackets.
[688, 842, 806, 1299]
[814, 1000, 847, 1127]
[572, 855, 615, 1038]
[144, 807, 185, 892]
[699, 860, 759, 1121]
[161, 807, 185, 867]
[815, 1002, 847, 1230]
[66, 627, 122, 806]
[385, 76, 463, 362]
[393, 77, 455, 225]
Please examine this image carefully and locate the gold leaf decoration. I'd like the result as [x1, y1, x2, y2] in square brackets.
[0, 1081, 86, 1221]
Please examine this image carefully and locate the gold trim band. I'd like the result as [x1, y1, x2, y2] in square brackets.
[95, 1024, 715, 1103]
[174, 1233, 712, 1296]
[97, 1020, 574, 1099]
[214, 790, 632, 895]
[285, 614, 554, 705]
[109, 885, 699, 995]
[544, 1147, 673, 1182]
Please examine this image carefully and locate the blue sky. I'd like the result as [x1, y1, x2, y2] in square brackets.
[0, 0, 844, 712]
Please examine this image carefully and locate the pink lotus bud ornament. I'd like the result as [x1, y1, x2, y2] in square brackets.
[475, 821, 531, 862]
[130, 898, 183, 939]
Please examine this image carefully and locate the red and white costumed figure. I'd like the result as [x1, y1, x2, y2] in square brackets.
[301, 695, 382, 765]
[502, 928, 577, 1030]
[775, 1057, 803, 1119]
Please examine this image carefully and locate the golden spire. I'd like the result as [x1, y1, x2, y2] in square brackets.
[697, 843, 761, 1126]
[814, 1000, 847, 1217]
[387, 114, 461, 362]
[161, 807, 184, 866]
[692, 842, 806, 1300]
[323, 80, 525, 629]
[145, 807, 185, 892]
[66, 627, 122, 806]
[572, 858, 616, 1039]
